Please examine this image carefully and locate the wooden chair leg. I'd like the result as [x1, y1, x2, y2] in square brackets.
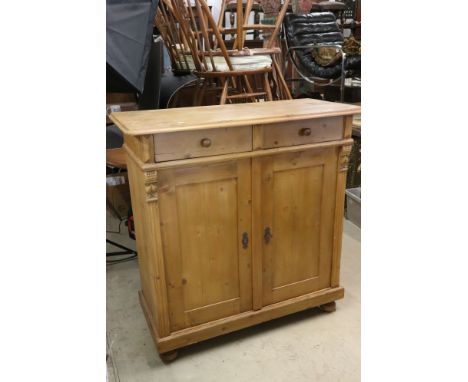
[230, 76, 238, 91]
[254, 74, 260, 94]
[264, 72, 273, 101]
[273, 57, 292, 100]
[220, 78, 230, 104]
[269, 71, 280, 100]
[243, 75, 258, 102]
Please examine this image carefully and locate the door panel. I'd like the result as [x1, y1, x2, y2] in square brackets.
[271, 165, 322, 288]
[159, 160, 252, 331]
[255, 148, 338, 306]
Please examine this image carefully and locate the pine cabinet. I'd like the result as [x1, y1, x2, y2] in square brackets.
[111, 99, 360, 361]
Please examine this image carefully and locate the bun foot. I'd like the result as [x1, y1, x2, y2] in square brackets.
[160, 350, 178, 363]
[319, 301, 336, 313]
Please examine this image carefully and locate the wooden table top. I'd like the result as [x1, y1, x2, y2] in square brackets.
[110, 99, 361, 136]
[106, 148, 127, 169]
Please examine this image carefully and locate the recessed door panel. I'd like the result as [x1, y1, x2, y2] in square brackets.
[272, 165, 323, 288]
[175, 178, 239, 310]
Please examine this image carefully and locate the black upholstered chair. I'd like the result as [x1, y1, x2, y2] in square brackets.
[283, 12, 360, 101]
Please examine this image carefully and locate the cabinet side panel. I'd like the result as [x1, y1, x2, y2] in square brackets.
[330, 115, 354, 286]
[318, 149, 338, 290]
[126, 150, 171, 336]
[125, 153, 158, 327]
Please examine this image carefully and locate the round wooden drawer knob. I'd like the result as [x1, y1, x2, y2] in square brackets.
[200, 138, 212, 148]
[299, 128, 312, 136]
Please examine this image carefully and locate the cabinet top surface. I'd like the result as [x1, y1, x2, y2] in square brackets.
[110, 99, 361, 136]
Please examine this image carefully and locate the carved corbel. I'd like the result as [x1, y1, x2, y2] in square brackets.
[339, 144, 353, 172]
[144, 170, 159, 202]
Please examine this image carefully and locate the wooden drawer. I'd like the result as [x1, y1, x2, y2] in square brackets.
[154, 126, 252, 162]
[257, 117, 343, 149]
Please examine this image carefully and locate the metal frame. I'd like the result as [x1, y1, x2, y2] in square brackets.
[166, 77, 200, 107]
[106, 168, 137, 259]
[284, 39, 347, 102]
[106, 238, 137, 256]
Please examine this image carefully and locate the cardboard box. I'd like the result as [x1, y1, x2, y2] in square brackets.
[106, 172, 131, 218]
[345, 187, 361, 228]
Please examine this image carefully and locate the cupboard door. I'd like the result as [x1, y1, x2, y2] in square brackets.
[254, 148, 338, 307]
[158, 159, 252, 331]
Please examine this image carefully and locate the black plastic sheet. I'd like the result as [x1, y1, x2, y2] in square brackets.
[106, 0, 158, 93]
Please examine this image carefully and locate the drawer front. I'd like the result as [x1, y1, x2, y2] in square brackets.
[258, 117, 343, 149]
[154, 126, 252, 162]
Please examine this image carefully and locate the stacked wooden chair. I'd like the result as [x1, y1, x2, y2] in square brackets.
[155, 0, 193, 75]
[156, 0, 292, 104]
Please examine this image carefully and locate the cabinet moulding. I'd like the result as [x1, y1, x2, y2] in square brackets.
[339, 144, 353, 172]
[144, 170, 159, 202]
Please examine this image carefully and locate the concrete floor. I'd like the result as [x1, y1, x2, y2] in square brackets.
[106, 211, 360, 382]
